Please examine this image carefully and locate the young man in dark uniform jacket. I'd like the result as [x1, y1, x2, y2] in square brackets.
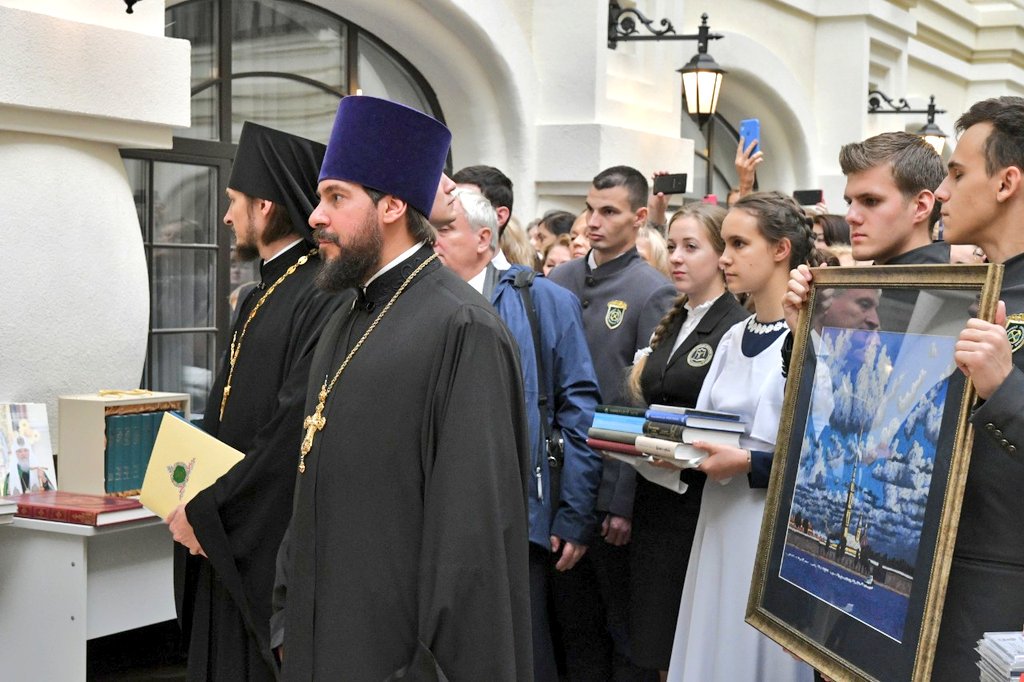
[929, 96, 1024, 681]
[167, 122, 342, 681]
[786, 110, 1024, 682]
[548, 165, 675, 680]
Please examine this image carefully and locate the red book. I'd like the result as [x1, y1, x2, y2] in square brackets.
[8, 490, 152, 526]
[587, 437, 644, 457]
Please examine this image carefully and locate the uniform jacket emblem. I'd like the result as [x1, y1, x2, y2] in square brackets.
[686, 343, 714, 367]
[605, 300, 628, 330]
[1007, 313, 1024, 353]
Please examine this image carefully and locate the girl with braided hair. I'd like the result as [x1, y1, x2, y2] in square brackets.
[667, 192, 828, 682]
[625, 203, 747, 678]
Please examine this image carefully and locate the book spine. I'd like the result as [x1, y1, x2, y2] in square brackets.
[595, 404, 647, 418]
[17, 504, 97, 525]
[587, 427, 638, 445]
[592, 413, 646, 434]
[643, 421, 685, 441]
[682, 426, 742, 446]
[116, 414, 130, 493]
[129, 413, 143, 492]
[107, 414, 123, 493]
[648, 403, 689, 416]
[683, 417, 747, 433]
[587, 437, 643, 457]
[634, 436, 680, 458]
[141, 412, 158, 488]
[647, 404, 742, 421]
[104, 415, 115, 494]
[645, 410, 688, 426]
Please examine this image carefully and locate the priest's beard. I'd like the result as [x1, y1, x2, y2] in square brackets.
[234, 206, 261, 261]
[315, 212, 384, 292]
[237, 202, 294, 261]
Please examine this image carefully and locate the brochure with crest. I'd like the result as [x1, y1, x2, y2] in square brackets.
[0, 403, 58, 496]
[139, 412, 244, 519]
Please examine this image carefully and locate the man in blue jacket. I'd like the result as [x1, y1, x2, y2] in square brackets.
[434, 187, 603, 682]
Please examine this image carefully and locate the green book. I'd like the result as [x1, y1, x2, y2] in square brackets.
[129, 413, 143, 492]
[103, 415, 116, 494]
[595, 405, 647, 418]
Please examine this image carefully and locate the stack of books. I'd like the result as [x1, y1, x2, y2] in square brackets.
[587, 404, 746, 468]
[977, 631, 1024, 682]
[104, 410, 172, 494]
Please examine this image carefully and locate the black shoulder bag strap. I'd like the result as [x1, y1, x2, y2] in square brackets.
[511, 270, 564, 508]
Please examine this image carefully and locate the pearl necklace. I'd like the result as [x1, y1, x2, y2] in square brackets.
[746, 317, 787, 335]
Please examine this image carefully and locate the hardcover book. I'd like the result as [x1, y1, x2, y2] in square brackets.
[586, 437, 644, 457]
[595, 405, 648, 418]
[645, 409, 747, 433]
[634, 435, 707, 467]
[140, 412, 244, 519]
[9, 490, 150, 526]
[0, 403, 58, 496]
[587, 427, 639, 446]
[591, 412, 646, 435]
[647, 404, 741, 421]
[642, 421, 743, 447]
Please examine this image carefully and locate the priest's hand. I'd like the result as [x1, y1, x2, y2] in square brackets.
[550, 536, 587, 571]
[783, 264, 816, 333]
[956, 300, 1012, 400]
[694, 441, 749, 482]
[167, 504, 207, 557]
[601, 514, 632, 546]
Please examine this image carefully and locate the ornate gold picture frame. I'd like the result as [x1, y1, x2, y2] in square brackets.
[746, 263, 1004, 682]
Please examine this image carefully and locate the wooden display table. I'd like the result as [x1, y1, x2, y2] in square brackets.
[0, 514, 175, 680]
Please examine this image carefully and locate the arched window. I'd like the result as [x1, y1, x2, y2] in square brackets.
[122, 0, 443, 416]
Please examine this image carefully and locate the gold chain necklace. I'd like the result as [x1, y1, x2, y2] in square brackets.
[219, 247, 319, 420]
[299, 253, 437, 473]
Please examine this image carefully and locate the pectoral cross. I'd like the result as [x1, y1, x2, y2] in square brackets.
[219, 385, 231, 421]
[299, 381, 329, 473]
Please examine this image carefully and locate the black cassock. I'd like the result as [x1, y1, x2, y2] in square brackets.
[272, 245, 533, 681]
[176, 242, 343, 681]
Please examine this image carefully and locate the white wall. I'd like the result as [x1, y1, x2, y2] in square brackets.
[0, 1, 190, 450]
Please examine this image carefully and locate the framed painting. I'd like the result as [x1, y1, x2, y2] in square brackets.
[746, 263, 1004, 682]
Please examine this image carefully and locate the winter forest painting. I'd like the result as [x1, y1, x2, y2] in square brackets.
[780, 326, 957, 642]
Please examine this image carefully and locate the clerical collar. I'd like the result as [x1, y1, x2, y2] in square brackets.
[363, 241, 425, 293]
[357, 242, 437, 309]
[258, 239, 307, 285]
[264, 238, 304, 264]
